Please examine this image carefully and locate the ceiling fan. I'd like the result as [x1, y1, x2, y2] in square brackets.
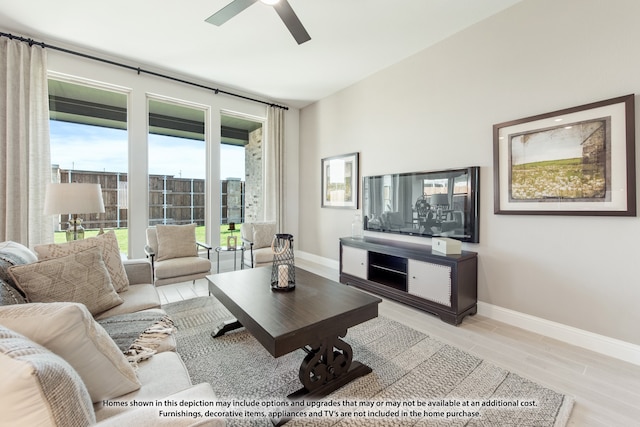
[206, 0, 311, 45]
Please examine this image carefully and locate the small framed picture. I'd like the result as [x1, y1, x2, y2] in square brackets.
[493, 94, 635, 215]
[321, 152, 359, 209]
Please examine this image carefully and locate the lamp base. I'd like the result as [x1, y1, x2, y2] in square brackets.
[65, 218, 85, 241]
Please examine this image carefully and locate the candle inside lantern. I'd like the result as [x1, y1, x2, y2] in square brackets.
[278, 264, 289, 288]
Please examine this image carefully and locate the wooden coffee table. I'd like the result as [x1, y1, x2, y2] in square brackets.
[206, 266, 382, 401]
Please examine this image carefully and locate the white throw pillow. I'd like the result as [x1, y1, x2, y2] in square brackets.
[0, 302, 141, 403]
[34, 230, 130, 292]
[8, 246, 123, 316]
[0, 325, 96, 426]
[155, 224, 197, 261]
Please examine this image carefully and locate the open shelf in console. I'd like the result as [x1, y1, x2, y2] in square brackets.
[368, 252, 407, 292]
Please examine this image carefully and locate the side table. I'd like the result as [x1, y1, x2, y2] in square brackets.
[215, 245, 245, 273]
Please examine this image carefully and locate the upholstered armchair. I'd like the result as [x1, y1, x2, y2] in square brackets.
[240, 222, 276, 268]
[144, 224, 212, 286]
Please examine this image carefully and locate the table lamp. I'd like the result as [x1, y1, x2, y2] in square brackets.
[44, 183, 106, 241]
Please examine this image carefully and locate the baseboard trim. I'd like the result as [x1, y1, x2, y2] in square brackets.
[296, 250, 339, 271]
[296, 250, 640, 366]
[477, 302, 640, 366]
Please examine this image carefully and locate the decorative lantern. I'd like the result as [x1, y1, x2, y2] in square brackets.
[270, 233, 296, 291]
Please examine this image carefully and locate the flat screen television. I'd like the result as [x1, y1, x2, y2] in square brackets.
[362, 166, 480, 243]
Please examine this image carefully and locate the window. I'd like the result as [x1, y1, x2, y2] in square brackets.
[148, 98, 207, 242]
[220, 113, 262, 244]
[48, 78, 129, 252]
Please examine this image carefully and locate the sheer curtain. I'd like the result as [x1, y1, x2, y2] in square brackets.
[263, 106, 285, 231]
[0, 38, 52, 246]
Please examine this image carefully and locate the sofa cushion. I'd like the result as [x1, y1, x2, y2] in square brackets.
[94, 283, 161, 320]
[94, 351, 193, 421]
[244, 246, 274, 267]
[0, 302, 141, 403]
[94, 383, 222, 426]
[0, 278, 26, 305]
[34, 230, 130, 292]
[0, 325, 96, 427]
[8, 246, 123, 316]
[155, 224, 197, 261]
[0, 240, 38, 289]
[154, 256, 211, 280]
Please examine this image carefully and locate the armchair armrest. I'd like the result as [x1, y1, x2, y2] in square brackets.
[122, 259, 153, 285]
[144, 244, 156, 270]
[241, 237, 255, 267]
[196, 241, 212, 260]
[144, 245, 155, 257]
[240, 237, 254, 247]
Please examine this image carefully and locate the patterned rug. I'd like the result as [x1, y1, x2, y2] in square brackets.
[163, 296, 573, 426]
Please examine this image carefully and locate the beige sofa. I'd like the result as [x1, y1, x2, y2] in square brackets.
[0, 239, 224, 427]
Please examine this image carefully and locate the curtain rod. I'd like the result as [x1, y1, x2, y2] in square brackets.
[0, 31, 289, 111]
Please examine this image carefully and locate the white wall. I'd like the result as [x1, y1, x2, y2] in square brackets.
[299, 0, 640, 346]
[45, 46, 300, 259]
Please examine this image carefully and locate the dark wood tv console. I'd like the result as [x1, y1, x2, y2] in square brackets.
[339, 236, 477, 325]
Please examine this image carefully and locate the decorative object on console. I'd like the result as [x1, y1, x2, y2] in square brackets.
[432, 237, 462, 255]
[493, 94, 636, 216]
[351, 212, 363, 239]
[43, 183, 106, 241]
[362, 166, 479, 243]
[321, 152, 359, 209]
[270, 234, 295, 291]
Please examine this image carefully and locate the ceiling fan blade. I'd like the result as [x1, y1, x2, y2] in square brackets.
[205, 0, 258, 26]
[272, 0, 311, 45]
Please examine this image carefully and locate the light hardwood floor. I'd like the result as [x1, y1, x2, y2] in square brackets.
[156, 258, 640, 427]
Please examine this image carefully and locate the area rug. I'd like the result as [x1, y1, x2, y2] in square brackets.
[163, 297, 573, 426]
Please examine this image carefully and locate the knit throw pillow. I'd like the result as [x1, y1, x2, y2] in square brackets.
[0, 278, 26, 306]
[34, 231, 129, 292]
[0, 325, 96, 427]
[8, 247, 123, 316]
[0, 302, 141, 403]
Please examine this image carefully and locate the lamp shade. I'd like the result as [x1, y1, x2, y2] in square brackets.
[44, 183, 106, 215]
[430, 194, 450, 206]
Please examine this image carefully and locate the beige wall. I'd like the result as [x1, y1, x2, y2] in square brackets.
[299, 0, 640, 345]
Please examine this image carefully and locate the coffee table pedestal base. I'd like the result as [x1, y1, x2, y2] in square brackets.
[272, 334, 371, 426]
[211, 319, 243, 338]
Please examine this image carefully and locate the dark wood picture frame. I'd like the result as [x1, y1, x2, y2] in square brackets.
[321, 152, 359, 209]
[493, 94, 636, 216]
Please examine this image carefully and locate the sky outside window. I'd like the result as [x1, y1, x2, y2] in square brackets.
[50, 120, 245, 179]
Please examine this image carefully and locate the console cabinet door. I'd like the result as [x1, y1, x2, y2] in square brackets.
[407, 259, 452, 307]
[341, 246, 368, 279]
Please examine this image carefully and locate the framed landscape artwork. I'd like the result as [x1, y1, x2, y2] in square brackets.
[493, 94, 636, 216]
[321, 152, 359, 209]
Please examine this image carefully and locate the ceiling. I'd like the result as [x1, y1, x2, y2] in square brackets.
[0, 0, 522, 109]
